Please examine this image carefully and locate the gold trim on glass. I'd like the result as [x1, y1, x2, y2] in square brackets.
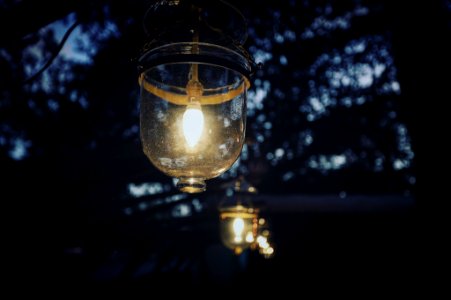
[139, 73, 249, 105]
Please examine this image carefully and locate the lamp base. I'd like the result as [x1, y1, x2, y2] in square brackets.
[176, 177, 206, 193]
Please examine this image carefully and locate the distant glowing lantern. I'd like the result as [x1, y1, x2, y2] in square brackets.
[219, 205, 257, 255]
[219, 177, 258, 254]
[138, 0, 256, 193]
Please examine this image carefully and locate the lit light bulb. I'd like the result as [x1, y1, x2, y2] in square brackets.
[182, 102, 204, 147]
[257, 235, 269, 249]
[233, 217, 245, 242]
[245, 232, 254, 243]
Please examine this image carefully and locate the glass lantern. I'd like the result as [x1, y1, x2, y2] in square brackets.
[138, 0, 255, 193]
[219, 205, 258, 255]
[218, 176, 259, 254]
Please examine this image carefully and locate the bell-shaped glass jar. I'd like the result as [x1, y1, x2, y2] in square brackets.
[139, 43, 251, 193]
[219, 205, 257, 255]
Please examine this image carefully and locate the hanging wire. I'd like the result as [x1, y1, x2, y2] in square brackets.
[23, 20, 80, 85]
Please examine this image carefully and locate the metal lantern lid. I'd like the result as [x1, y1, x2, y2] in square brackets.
[138, 0, 256, 79]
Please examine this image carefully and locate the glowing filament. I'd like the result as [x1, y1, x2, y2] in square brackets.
[233, 217, 245, 242]
[182, 103, 204, 147]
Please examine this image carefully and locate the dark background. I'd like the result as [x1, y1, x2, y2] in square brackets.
[0, 0, 438, 291]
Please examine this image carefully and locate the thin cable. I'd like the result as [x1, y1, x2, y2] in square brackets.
[23, 20, 80, 85]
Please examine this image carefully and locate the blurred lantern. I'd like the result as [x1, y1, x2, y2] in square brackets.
[138, 0, 256, 193]
[219, 205, 257, 255]
[219, 177, 258, 254]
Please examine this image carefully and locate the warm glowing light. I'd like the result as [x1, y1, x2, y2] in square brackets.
[219, 205, 257, 254]
[248, 186, 257, 193]
[257, 235, 267, 245]
[234, 236, 243, 243]
[245, 232, 254, 243]
[257, 235, 269, 249]
[138, 1, 254, 193]
[233, 217, 245, 238]
[260, 244, 274, 258]
[182, 102, 204, 147]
